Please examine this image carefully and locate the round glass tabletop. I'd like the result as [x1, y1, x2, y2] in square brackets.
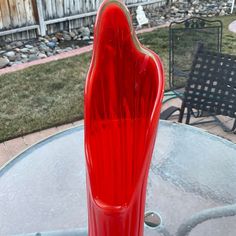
[0, 121, 236, 236]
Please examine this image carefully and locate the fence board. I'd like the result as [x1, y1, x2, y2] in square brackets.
[44, 0, 53, 19]
[64, 0, 70, 16]
[16, 0, 25, 25]
[24, 0, 36, 25]
[8, 0, 20, 27]
[56, 0, 64, 18]
[0, 4, 3, 29]
[51, 0, 57, 18]
[0, 0, 12, 29]
[69, 0, 77, 15]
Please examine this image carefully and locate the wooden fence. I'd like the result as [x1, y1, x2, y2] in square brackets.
[0, 0, 166, 41]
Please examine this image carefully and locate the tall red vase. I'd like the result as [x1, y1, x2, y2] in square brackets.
[84, 0, 165, 235]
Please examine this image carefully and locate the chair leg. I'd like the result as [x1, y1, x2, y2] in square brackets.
[186, 108, 191, 124]
[178, 103, 186, 123]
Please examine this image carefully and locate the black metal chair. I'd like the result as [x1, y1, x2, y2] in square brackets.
[169, 17, 223, 92]
[178, 46, 236, 132]
[161, 17, 223, 122]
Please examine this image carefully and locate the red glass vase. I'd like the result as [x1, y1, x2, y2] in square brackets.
[84, 0, 165, 235]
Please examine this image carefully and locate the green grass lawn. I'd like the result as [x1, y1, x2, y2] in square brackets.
[0, 15, 236, 142]
[0, 53, 91, 142]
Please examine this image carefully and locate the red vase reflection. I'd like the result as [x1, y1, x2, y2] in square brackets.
[84, 0, 164, 235]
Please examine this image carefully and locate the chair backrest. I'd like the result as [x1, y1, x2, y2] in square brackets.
[169, 17, 222, 91]
[184, 46, 236, 118]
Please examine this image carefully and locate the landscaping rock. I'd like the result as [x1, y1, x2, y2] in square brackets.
[0, 57, 9, 68]
[11, 61, 23, 66]
[83, 36, 90, 40]
[20, 48, 29, 53]
[47, 41, 57, 49]
[21, 54, 28, 59]
[15, 41, 24, 48]
[5, 45, 12, 50]
[29, 48, 38, 54]
[46, 52, 54, 57]
[39, 42, 51, 53]
[55, 32, 63, 41]
[28, 54, 38, 62]
[15, 54, 22, 61]
[69, 31, 77, 39]
[63, 47, 73, 52]
[63, 31, 72, 41]
[56, 49, 63, 54]
[38, 53, 47, 59]
[25, 44, 34, 49]
[51, 37, 58, 42]
[5, 51, 16, 61]
[79, 27, 90, 38]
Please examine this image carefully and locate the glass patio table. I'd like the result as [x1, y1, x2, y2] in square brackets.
[0, 120, 236, 236]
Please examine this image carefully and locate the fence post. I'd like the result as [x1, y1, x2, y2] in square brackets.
[231, 0, 235, 14]
[36, 0, 46, 36]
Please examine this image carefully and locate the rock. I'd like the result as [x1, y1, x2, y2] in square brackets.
[51, 37, 58, 42]
[63, 31, 71, 41]
[25, 44, 34, 49]
[79, 27, 90, 38]
[69, 31, 77, 38]
[47, 41, 57, 49]
[219, 9, 226, 16]
[14, 48, 21, 52]
[0, 57, 9, 68]
[38, 37, 45, 42]
[28, 54, 38, 62]
[29, 48, 38, 54]
[38, 53, 47, 59]
[5, 51, 15, 58]
[20, 48, 29, 53]
[56, 49, 63, 54]
[5, 51, 16, 61]
[83, 36, 90, 40]
[11, 61, 23, 66]
[39, 43, 51, 53]
[63, 47, 73, 52]
[5, 38, 11, 43]
[21, 54, 28, 59]
[5, 45, 12, 50]
[55, 32, 63, 41]
[21, 59, 28, 63]
[15, 54, 22, 61]
[192, 0, 199, 6]
[46, 52, 54, 57]
[90, 25, 94, 35]
[15, 41, 24, 48]
[63, 34, 72, 41]
[73, 29, 79, 35]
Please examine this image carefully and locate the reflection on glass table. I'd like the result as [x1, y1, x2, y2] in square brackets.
[0, 121, 236, 236]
